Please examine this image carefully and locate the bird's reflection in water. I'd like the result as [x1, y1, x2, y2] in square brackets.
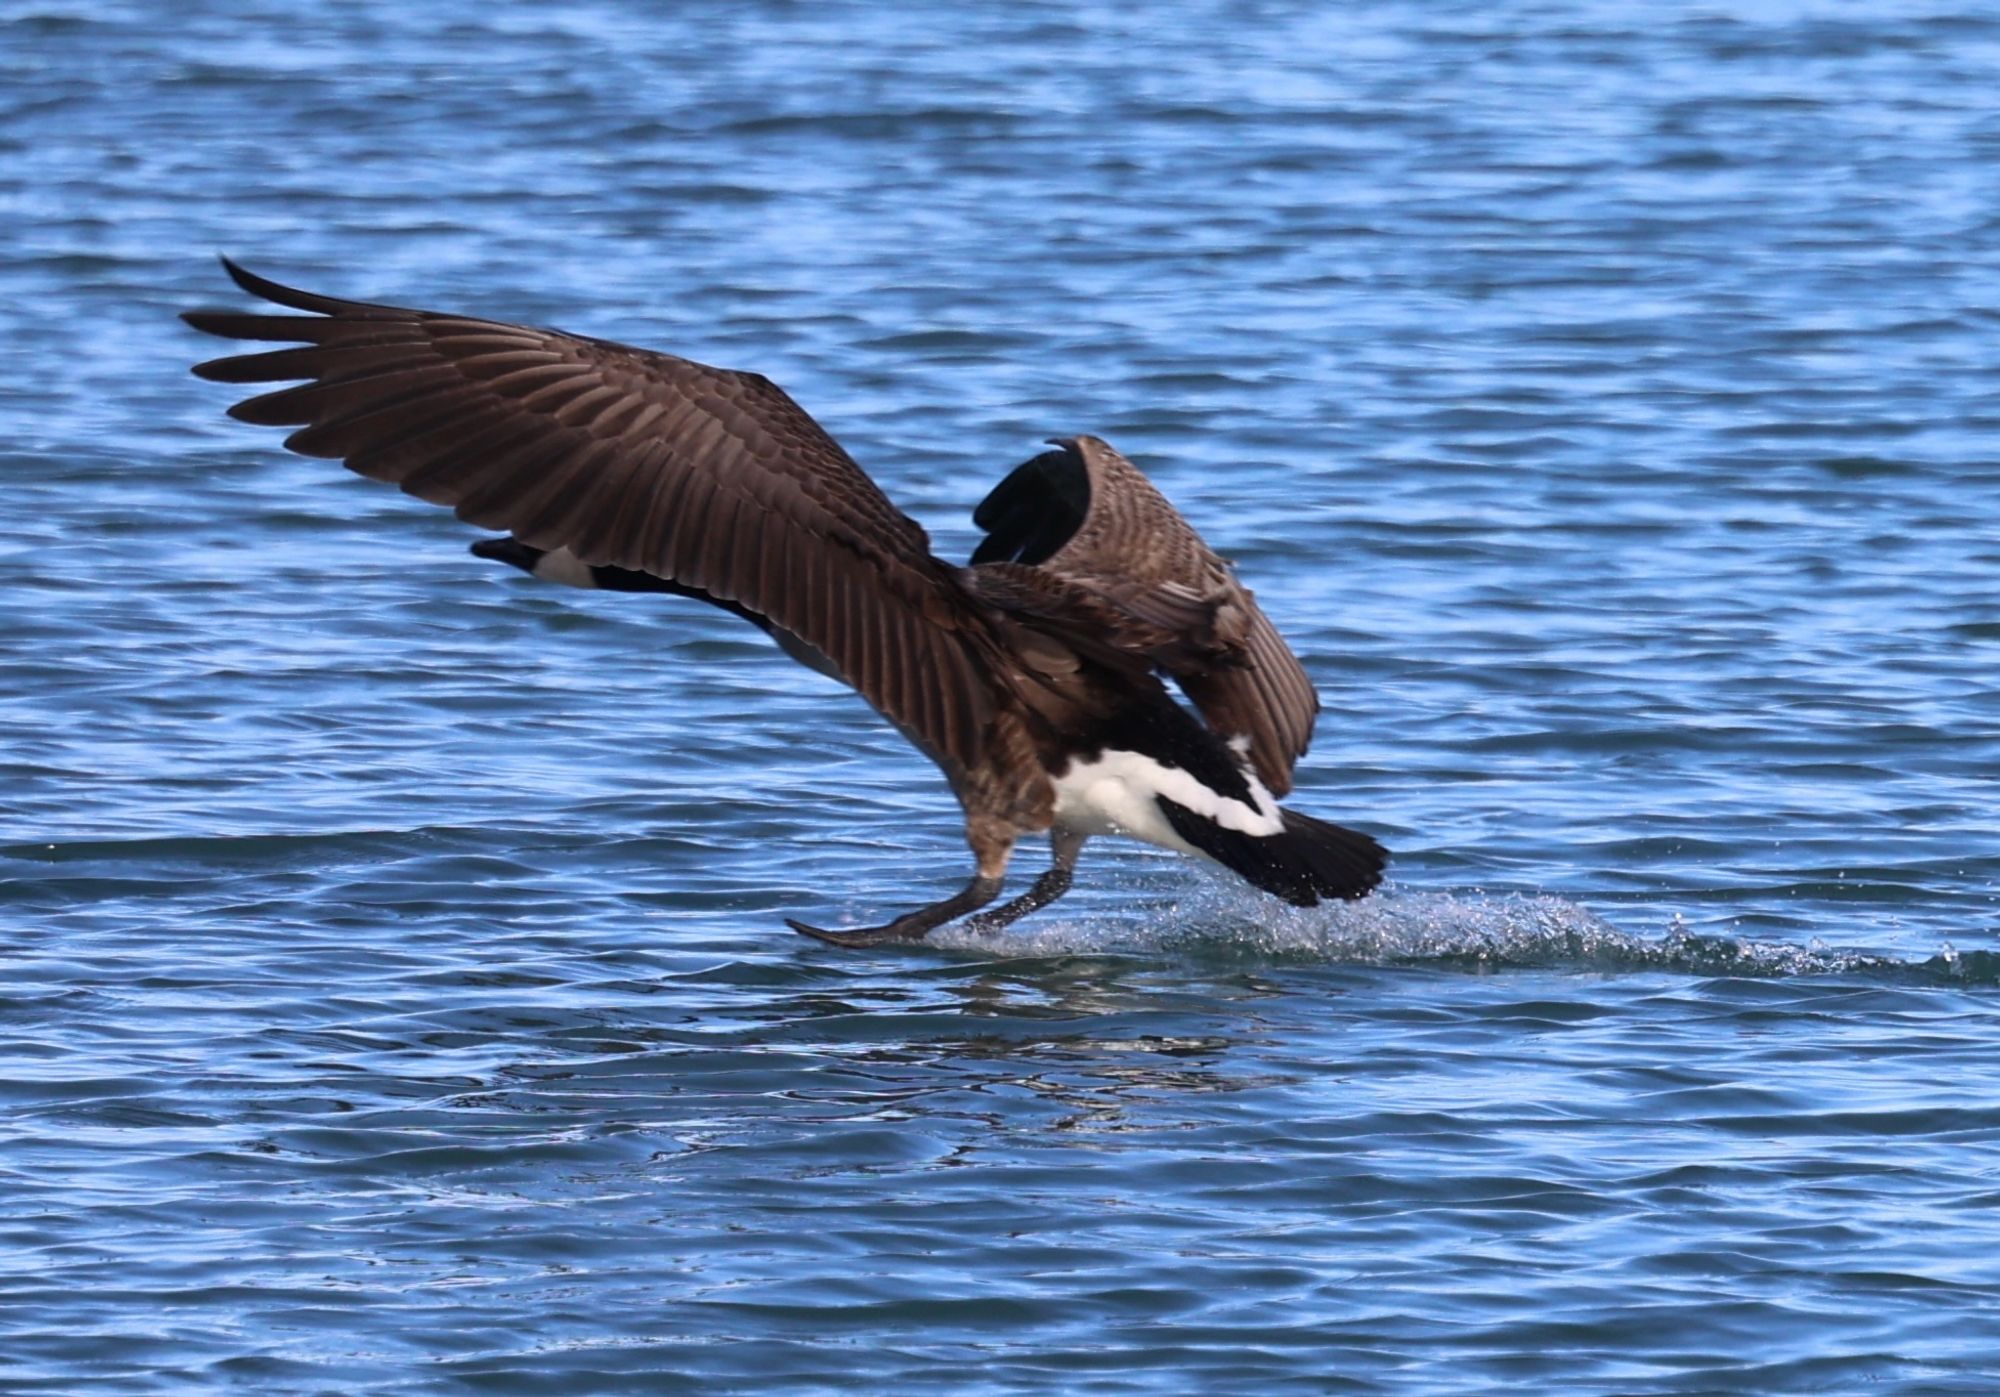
[739, 957, 1298, 1140]
[417, 955, 1308, 1153]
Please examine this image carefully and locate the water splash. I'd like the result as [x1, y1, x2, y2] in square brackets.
[930, 887, 1997, 984]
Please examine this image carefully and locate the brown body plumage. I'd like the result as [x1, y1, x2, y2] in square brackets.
[185, 259, 1385, 945]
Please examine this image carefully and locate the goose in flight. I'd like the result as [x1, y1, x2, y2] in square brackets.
[185, 259, 1386, 946]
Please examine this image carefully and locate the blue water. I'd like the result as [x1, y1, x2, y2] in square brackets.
[5, 0, 2000, 1388]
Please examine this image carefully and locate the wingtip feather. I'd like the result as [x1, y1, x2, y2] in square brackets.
[188, 349, 242, 380]
[215, 256, 340, 315]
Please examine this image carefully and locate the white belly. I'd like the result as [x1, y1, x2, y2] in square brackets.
[1049, 748, 1283, 856]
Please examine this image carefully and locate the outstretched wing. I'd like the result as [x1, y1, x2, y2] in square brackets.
[970, 435, 1318, 794]
[185, 258, 994, 771]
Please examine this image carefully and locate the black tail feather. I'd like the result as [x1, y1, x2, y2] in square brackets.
[1157, 797, 1387, 907]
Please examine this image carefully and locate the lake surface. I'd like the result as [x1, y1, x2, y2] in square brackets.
[5, 0, 2000, 1389]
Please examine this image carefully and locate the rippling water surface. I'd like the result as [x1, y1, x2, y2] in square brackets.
[5, 1, 2000, 1389]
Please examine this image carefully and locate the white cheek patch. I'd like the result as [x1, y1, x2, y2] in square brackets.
[1050, 748, 1282, 857]
[530, 548, 599, 590]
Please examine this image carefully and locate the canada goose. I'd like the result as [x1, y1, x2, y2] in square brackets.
[185, 259, 1387, 946]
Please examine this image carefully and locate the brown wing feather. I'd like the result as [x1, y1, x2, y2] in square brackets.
[185, 259, 995, 774]
[970, 434, 1318, 794]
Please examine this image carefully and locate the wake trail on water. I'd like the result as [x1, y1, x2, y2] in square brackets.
[927, 886, 1997, 985]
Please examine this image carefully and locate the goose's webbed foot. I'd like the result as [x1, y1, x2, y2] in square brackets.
[961, 866, 1072, 934]
[788, 874, 1004, 949]
[961, 829, 1086, 936]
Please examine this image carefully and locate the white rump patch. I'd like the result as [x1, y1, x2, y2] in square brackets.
[1051, 747, 1282, 857]
[531, 548, 598, 590]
